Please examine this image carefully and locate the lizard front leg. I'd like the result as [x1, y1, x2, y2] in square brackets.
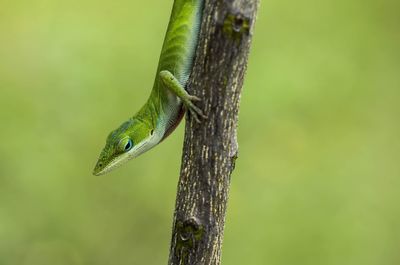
[159, 70, 206, 123]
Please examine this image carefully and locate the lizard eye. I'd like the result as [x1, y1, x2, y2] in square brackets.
[123, 139, 133, 152]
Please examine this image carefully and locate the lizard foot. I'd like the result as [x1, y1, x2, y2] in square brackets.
[184, 96, 207, 123]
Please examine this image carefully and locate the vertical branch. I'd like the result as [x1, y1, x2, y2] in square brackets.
[168, 0, 260, 264]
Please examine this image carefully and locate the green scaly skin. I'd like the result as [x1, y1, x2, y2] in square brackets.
[93, 0, 205, 176]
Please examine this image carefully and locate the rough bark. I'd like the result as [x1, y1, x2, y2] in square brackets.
[168, 0, 259, 264]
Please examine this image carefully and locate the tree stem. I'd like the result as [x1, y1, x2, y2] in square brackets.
[168, 0, 260, 264]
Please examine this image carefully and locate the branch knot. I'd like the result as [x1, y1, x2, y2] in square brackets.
[174, 217, 205, 261]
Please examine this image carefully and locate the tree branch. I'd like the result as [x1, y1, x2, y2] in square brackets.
[168, 0, 260, 264]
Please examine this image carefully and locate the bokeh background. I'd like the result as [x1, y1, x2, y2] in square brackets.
[1, 0, 399, 264]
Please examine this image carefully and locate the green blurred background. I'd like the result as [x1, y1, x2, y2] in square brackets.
[1, 0, 399, 264]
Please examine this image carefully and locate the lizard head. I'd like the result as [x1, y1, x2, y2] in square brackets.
[93, 118, 156, 176]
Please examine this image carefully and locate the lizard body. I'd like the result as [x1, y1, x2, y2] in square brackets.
[93, 0, 205, 175]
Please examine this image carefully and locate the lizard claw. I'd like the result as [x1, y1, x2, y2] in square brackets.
[185, 97, 207, 123]
[188, 104, 207, 123]
[188, 95, 202, 102]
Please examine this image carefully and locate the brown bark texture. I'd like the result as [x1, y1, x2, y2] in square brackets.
[168, 0, 259, 264]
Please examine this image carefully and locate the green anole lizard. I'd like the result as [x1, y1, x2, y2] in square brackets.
[93, 0, 205, 176]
